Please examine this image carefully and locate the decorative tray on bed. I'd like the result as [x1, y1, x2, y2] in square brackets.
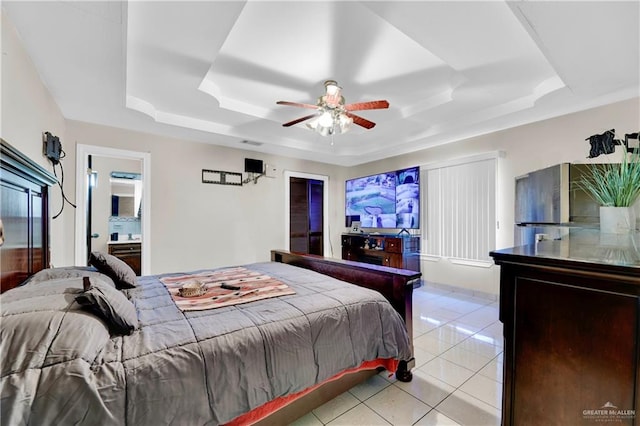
[178, 280, 206, 297]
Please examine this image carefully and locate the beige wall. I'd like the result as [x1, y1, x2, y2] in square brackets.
[1, 10, 71, 267]
[65, 120, 346, 274]
[352, 97, 640, 294]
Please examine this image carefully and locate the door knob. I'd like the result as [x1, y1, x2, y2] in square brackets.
[91, 233, 100, 239]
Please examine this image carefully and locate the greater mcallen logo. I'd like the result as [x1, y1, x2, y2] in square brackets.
[583, 402, 635, 422]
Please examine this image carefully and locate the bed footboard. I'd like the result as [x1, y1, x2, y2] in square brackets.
[271, 249, 419, 381]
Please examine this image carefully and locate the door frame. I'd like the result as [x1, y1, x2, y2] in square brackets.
[284, 170, 329, 255]
[75, 144, 151, 274]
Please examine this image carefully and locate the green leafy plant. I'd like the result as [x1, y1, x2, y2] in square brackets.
[577, 147, 640, 207]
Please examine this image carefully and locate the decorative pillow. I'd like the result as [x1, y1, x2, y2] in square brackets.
[75, 277, 139, 335]
[23, 266, 116, 288]
[89, 251, 137, 289]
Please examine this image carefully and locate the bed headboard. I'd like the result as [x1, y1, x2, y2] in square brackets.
[1, 139, 57, 292]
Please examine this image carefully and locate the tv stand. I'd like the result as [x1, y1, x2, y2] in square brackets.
[341, 233, 420, 272]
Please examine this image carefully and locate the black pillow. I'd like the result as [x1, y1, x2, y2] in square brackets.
[76, 277, 139, 335]
[89, 251, 137, 289]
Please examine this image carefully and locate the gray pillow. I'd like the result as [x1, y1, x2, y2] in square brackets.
[89, 251, 137, 289]
[75, 277, 139, 335]
[23, 266, 116, 288]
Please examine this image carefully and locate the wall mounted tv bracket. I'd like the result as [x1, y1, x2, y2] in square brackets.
[43, 132, 62, 164]
[202, 169, 243, 186]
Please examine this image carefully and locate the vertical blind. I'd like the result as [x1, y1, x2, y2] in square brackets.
[422, 157, 496, 261]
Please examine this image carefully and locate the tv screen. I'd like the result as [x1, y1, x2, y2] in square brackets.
[345, 166, 420, 229]
[395, 166, 420, 229]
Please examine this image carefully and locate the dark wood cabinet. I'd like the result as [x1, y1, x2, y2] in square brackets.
[108, 242, 141, 275]
[342, 233, 420, 272]
[1, 140, 56, 293]
[491, 233, 640, 426]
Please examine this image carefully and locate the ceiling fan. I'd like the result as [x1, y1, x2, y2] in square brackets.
[277, 80, 389, 136]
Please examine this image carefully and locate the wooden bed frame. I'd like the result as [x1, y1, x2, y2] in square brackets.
[256, 249, 421, 425]
[3, 142, 421, 426]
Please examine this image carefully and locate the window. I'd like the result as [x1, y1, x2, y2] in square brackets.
[422, 154, 497, 262]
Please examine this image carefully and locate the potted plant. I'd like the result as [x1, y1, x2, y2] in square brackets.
[577, 147, 640, 233]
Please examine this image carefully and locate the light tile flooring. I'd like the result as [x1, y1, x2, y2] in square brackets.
[292, 284, 503, 426]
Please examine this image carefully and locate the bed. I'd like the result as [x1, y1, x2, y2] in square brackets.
[1, 250, 418, 425]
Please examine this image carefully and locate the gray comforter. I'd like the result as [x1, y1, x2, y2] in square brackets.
[1, 262, 411, 425]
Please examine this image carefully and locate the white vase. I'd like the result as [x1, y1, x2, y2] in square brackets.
[599, 206, 637, 234]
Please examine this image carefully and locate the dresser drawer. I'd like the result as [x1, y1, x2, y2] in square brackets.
[108, 243, 141, 275]
[109, 243, 141, 255]
[385, 238, 402, 253]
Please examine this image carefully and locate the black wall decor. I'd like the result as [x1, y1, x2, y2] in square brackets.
[586, 129, 639, 158]
[586, 129, 619, 158]
[623, 132, 639, 152]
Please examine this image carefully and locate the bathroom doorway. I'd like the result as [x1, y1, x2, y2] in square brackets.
[75, 144, 151, 274]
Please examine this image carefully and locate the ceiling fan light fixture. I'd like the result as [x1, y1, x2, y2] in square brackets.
[318, 126, 333, 137]
[338, 113, 353, 132]
[324, 80, 340, 96]
[318, 111, 334, 127]
[306, 118, 318, 130]
[279, 80, 388, 137]
[306, 108, 351, 136]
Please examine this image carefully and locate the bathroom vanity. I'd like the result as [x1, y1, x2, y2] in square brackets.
[108, 240, 141, 275]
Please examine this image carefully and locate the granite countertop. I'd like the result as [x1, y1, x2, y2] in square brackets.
[491, 228, 640, 270]
[107, 239, 141, 245]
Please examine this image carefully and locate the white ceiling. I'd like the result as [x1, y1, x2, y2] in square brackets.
[3, 1, 639, 166]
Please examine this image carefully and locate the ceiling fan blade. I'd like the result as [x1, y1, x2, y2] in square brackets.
[277, 101, 318, 110]
[346, 112, 376, 129]
[282, 113, 318, 127]
[344, 100, 389, 111]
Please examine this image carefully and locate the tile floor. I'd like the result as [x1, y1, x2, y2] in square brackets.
[292, 284, 503, 426]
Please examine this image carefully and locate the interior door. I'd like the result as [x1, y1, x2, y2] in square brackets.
[86, 155, 94, 260]
[289, 177, 324, 255]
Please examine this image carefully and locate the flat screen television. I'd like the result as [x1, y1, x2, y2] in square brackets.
[345, 166, 420, 229]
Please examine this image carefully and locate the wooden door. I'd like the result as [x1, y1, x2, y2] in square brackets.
[289, 177, 323, 255]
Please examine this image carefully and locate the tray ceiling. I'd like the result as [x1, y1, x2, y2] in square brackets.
[3, 1, 639, 166]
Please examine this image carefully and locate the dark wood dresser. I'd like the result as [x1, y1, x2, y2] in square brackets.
[491, 230, 640, 426]
[108, 241, 141, 275]
[1, 139, 57, 293]
[341, 233, 420, 272]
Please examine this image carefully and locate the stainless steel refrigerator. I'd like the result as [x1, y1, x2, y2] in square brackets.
[514, 163, 599, 246]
